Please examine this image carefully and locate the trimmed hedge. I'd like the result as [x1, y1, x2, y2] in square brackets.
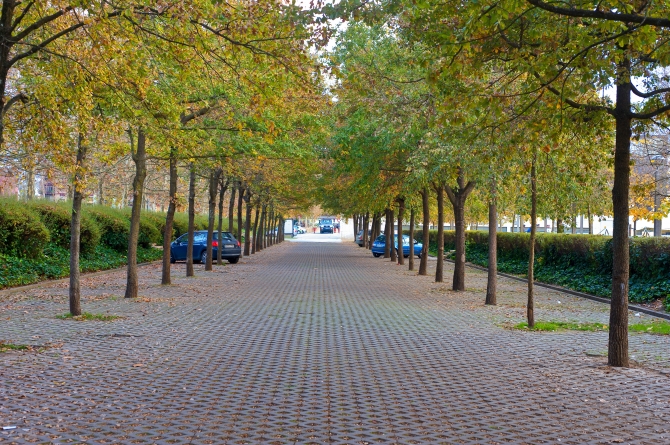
[86, 205, 131, 251]
[26, 201, 101, 254]
[0, 199, 188, 288]
[0, 197, 238, 289]
[0, 198, 50, 259]
[406, 229, 670, 304]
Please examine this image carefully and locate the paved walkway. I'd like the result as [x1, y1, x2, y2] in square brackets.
[1, 241, 670, 444]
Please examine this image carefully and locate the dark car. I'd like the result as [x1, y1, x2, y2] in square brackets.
[371, 234, 423, 258]
[319, 217, 334, 234]
[355, 229, 372, 247]
[170, 230, 241, 264]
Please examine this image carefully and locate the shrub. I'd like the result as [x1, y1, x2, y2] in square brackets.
[404, 227, 670, 305]
[26, 200, 101, 253]
[118, 208, 170, 247]
[85, 206, 130, 251]
[0, 198, 50, 259]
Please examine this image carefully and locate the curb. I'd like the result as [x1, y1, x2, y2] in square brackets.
[443, 258, 670, 322]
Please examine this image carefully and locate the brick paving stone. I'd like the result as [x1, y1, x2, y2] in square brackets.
[1, 241, 670, 444]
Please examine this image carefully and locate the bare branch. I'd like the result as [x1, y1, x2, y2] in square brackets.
[526, 0, 670, 28]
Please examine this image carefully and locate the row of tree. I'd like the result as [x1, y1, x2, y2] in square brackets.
[0, 3, 330, 316]
[318, 1, 670, 368]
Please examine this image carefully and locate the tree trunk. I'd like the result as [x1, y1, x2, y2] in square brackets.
[450, 195, 466, 290]
[125, 129, 147, 298]
[237, 186, 245, 246]
[588, 205, 594, 235]
[252, 203, 260, 254]
[69, 134, 87, 315]
[408, 207, 415, 271]
[161, 148, 178, 285]
[419, 188, 430, 276]
[608, 71, 632, 368]
[228, 184, 237, 233]
[397, 198, 405, 265]
[389, 208, 397, 262]
[217, 178, 228, 265]
[486, 179, 497, 306]
[268, 207, 275, 247]
[384, 208, 392, 258]
[445, 170, 476, 291]
[206, 168, 222, 271]
[368, 214, 376, 249]
[244, 191, 252, 256]
[353, 213, 359, 240]
[263, 207, 269, 248]
[98, 175, 105, 205]
[186, 164, 196, 277]
[26, 168, 34, 200]
[436, 185, 444, 283]
[363, 212, 369, 249]
[557, 218, 564, 233]
[527, 157, 537, 328]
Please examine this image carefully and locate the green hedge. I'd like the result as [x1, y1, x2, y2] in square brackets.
[0, 198, 50, 259]
[0, 244, 162, 289]
[406, 229, 670, 304]
[26, 201, 101, 254]
[0, 198, 238, 289]
[0, 199, 187, 289]
[86, 205, 131, 251]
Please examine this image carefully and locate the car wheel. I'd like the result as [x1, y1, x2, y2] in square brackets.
[373, 253, 381, 257]
[200, 250, 207, 264]
[228, 257, 239, 264]
[170, 255, 176, 264]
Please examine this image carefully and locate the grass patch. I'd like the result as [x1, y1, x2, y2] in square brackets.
[514, 321, 608, 332]
[57, 312, 121, 321]
[0, 342, 30, 352]
[629, 320, 670, 335]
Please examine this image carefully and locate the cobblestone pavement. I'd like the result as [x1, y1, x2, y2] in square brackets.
[2, 241, 670, 445]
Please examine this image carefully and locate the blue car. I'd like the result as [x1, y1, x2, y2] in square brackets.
[371, 234, 423, 258]
[170, 230, 241, 264]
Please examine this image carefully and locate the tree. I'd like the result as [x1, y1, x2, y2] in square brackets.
[385, 0, 670, 367]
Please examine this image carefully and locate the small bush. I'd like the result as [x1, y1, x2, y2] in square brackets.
[26, 200, 101, 253]
[118, 208, 162, 247]
[85, 206, 130, 251]
[0, 198, 50, 259]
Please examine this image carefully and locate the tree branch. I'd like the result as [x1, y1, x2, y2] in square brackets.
[12, 5, 73, 42]
[526, 0, 670, 28]
[631, 103, 670, 119]
[630, 83, 670, 99]
[2, 92, 28, 115]
[11, 1, 35, 33]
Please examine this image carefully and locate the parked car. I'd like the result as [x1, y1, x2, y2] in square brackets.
[319, 217, 334, 234]
[170, 230, 241, 264]
[355, 229, 372, 247]
[371, 234, 423, 258]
